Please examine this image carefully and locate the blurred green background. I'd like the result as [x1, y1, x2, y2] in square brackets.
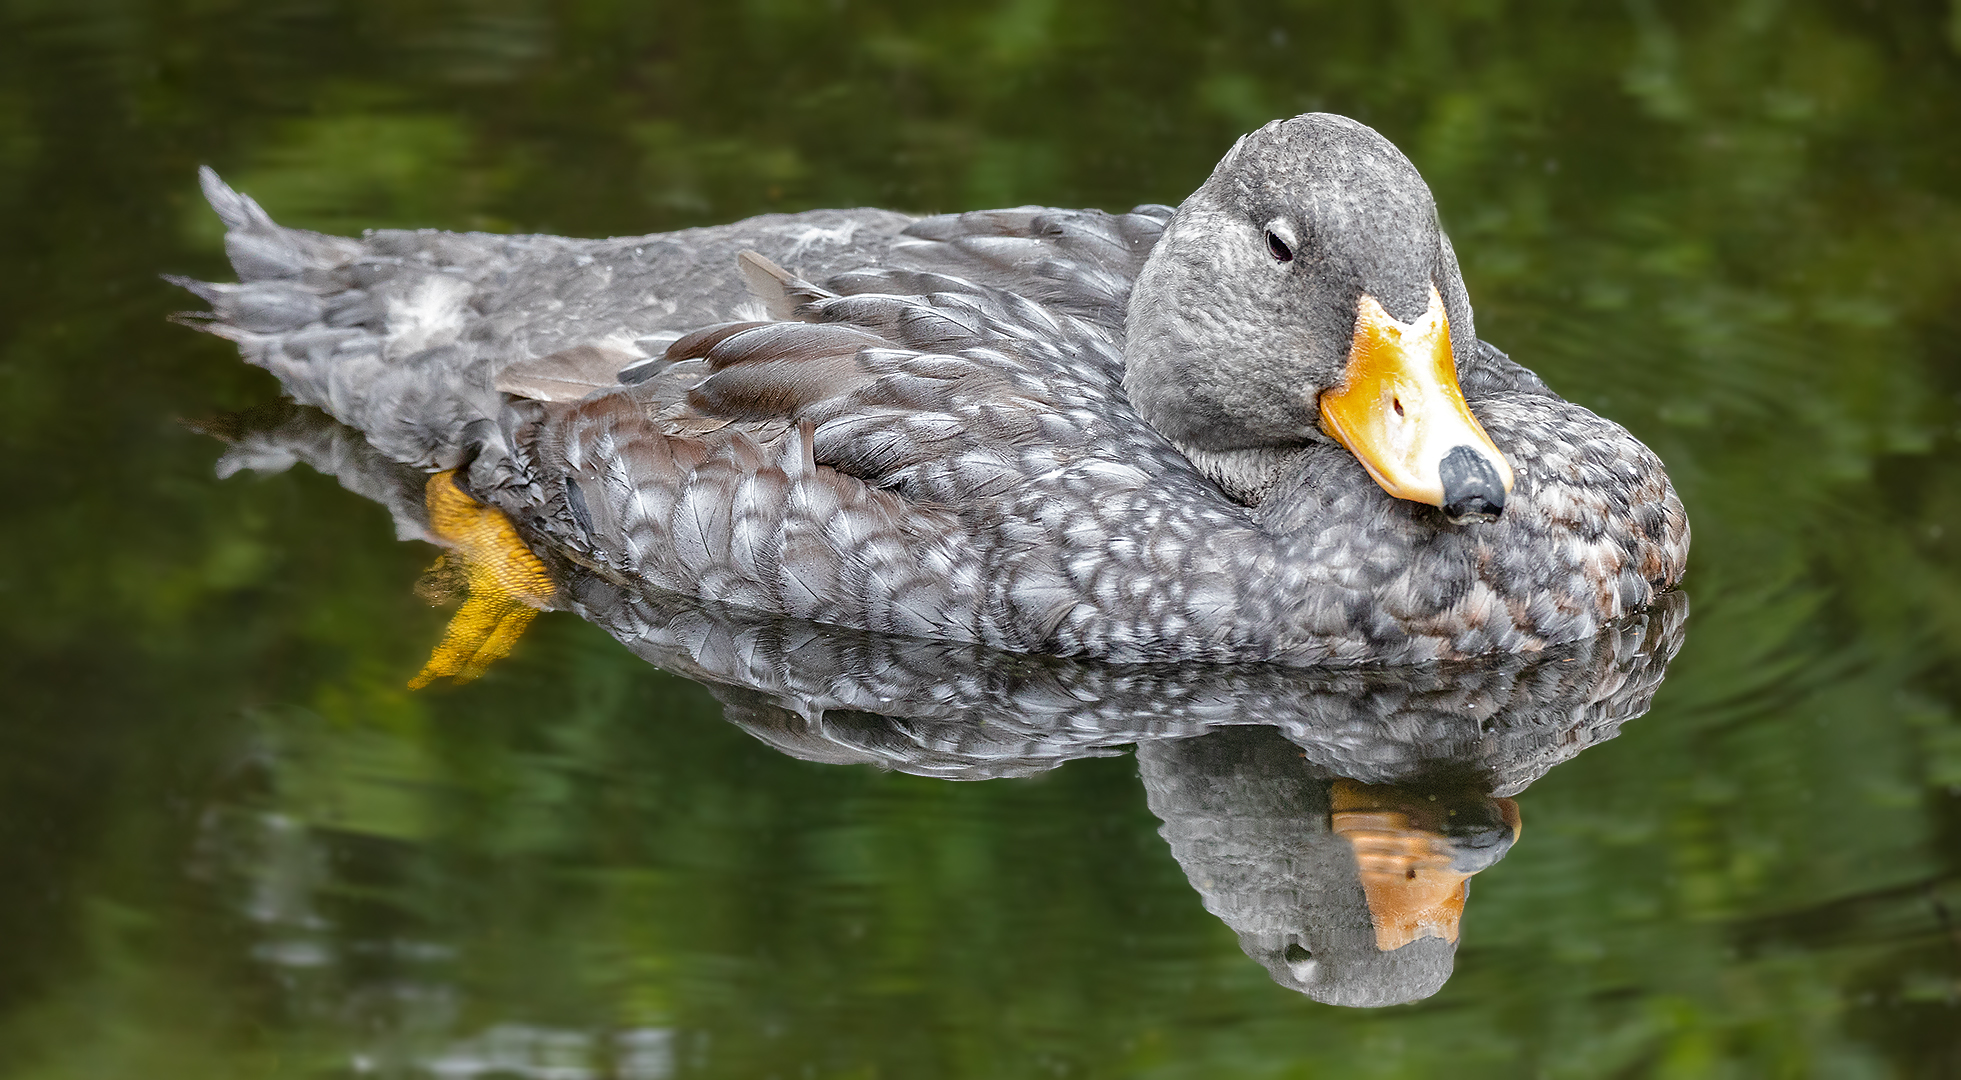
[3, 0, 1961, 1075]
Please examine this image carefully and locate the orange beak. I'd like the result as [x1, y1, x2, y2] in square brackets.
[1317, 285, 1514, 522]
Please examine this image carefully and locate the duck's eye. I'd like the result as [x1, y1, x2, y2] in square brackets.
[1267, 231, 1294, 263]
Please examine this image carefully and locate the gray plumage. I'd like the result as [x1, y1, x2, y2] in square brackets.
[217, 403, 1688, 791]
[576, 575, 1688, 791]
[178, 113, 1688, 665]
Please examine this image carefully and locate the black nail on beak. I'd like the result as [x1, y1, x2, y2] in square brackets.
[1441, 799, 1518, 873]
[1440, 445, 1506, 524]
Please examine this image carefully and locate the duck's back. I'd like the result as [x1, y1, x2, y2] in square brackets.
[183, 173, 1269, 656]
[184, 169, 1173, 464]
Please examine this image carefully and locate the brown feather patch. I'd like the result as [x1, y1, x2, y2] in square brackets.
[686, 351, 874, 420]
[703, 322, 891, 370]
[665, 322, 774, 362]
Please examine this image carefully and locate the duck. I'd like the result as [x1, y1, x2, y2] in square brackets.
[177, 112, 1688, 675]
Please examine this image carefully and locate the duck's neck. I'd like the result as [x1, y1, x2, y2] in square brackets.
[1165, 442, 1317, 508]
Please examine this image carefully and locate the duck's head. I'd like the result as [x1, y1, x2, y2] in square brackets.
[1124, 113, 1513, 522]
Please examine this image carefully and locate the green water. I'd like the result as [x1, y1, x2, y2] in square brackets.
[5, 0, 1961, 1074]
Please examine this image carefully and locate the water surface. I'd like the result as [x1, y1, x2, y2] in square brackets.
[3, 1, 1961, 1075]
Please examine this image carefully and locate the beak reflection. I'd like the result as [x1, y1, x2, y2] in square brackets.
[1317, 285, 1515, 523]
[1330, 779, 1522, 952]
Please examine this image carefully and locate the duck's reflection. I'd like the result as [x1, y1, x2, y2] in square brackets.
[210, 404, 1689, 1008]
[667, 592, 1676, 1005]
[1142, 731, 1521, 1006]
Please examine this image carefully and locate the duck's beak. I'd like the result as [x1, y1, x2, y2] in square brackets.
[1317, 285, 1514, 523]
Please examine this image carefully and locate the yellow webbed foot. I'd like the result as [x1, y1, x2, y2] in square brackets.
[409, 470, 556, 688]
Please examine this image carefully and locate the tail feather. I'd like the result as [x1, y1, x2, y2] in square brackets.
[198, 165, 267, 233]
[175, 168, 511, 479]
[199, 166, 361, 281]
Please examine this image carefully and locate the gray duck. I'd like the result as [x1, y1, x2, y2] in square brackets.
[179, 113, 1688, 671]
